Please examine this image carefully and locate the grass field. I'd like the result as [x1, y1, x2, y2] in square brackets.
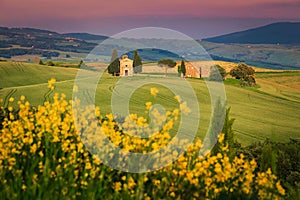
[0, 61, 299, 146]
[200, 41, 300, 70]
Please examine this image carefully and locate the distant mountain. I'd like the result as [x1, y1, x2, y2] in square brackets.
[204, 22, 300, 44]
[62, 33, 108, 41]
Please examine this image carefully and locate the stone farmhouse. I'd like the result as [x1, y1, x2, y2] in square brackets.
[177, 61, 210, 78]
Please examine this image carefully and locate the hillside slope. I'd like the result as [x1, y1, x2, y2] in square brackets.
[0, 62, 299, 145]
[204, 22, 300, 44]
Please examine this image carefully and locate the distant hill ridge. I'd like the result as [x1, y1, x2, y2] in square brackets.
[0, 27, 108, 57]
[0, 27, 57, 34]
[0, 27, 108, 41]
[62, 33, 108, 41]
[204, 22, 300, 44]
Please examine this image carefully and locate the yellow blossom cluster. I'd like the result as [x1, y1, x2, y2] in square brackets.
[143, 135, 285, 199]
[48, 78, 56, 90]
[0, 81, 285, 199]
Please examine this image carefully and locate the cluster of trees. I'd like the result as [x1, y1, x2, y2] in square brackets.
[208, 63, 256, 86]
[39, 59, 85, 69]
[107, 49, 143, 76]
[230, 63, 256, 86]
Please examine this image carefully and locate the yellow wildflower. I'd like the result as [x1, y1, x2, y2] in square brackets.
[114, 182, 122, 191]
[20, 95, 25, 101]
[150, 87, 158, 97]
[170, 192, 175, 197]
[128, 177, 136, 190]
[145, 102, 152, 110]
[276, 181, 285, 195]
[73, 85, 78, 93]
[8, 106, 13, 112]
[39, 151, 44, 157]
[22, 184, 26, 191]
[154, 180, 160, 186]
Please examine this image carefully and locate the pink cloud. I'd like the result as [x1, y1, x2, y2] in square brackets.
[1, 0, 300, 21]
[0, 0, 299, 38]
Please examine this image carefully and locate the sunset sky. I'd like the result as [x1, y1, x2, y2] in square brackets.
[1, 0, 299, 38]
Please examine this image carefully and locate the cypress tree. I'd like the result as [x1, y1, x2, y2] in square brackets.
[133, 49, 142, 73]
[209, 101, 236, 161]
[222, 107, 236, 160]
[208, 99, 226, 155]
[108, 48, 120, 76]
[177, 65, 181, 77]
[261, 139, 277, 173]
[209, 65, 226, 81]
[181, 59, 186, 76]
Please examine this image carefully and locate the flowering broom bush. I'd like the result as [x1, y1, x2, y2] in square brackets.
[0, 79, 285, 199]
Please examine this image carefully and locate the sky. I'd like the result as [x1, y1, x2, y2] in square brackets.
[0, 0, 299, 39]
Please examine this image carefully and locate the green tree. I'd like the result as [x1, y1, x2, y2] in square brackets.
[177, 65, 181, 77]
[209, 65, 226, 81]
[206, 99, 226, 156]
[222, 107, 236, 160]
[133, 50, 142, 73]
[78, 60, 83, 68]
[39, 60, 44, 65]
[210, 103, 236, 161]
[261, 139, 277, 173]
[230, 63, 256, 86]
[46, 60, 55, 66]
[158, 59, 177, 76]
[180, 59, 186, 77]
[108, 48, 120, 76]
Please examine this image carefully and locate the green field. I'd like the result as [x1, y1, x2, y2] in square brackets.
[200, 41, 300, 70]
[0, 61, 299, 145]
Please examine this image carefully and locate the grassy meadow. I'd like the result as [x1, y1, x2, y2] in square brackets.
[0, 61, 297, 199]
[0, 61, 299, 145]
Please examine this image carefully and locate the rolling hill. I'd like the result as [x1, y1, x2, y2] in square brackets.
[1, 24, 300, 70]
[200, 41, 300, 70]
[0, 61, 299, 145]
[0, 27, 100, 59]
[203, 22, 300, 44]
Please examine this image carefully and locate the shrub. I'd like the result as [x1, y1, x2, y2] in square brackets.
[230, 63, 256, 86]
[209, 65, 226, 81]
